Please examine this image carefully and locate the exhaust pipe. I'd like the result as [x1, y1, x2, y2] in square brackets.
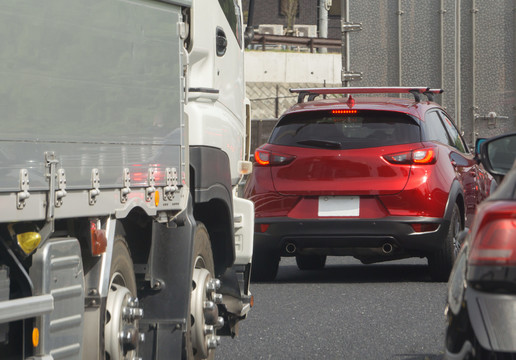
[382, 243, 393, 254]
[285, 243, 296, 254]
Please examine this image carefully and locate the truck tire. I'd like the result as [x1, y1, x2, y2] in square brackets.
[105, 236, 142, 360]
[295, 255, 326, 270]
[185, 223, 222, 360]
[250, 250, 279, 282]
[428, 203, 462, 282]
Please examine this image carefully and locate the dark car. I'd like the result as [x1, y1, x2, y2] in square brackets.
[445, 132, 516, 360]
[244, 87, 494, 281]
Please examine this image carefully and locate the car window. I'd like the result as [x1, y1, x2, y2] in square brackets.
[438, 111, 469, 153]
[423, 111, 453, 146]
[268, 110, 421, 150]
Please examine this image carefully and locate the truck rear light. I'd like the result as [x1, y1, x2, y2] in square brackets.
[254, 149, 295, 166]
[16, 232, 42, 255]
[8, 223, 41, 255]
[469, 207, 516, 266]
[32, 327, 40, 347]
[90, 221, 107, 256]
[383, 147, 437, 165]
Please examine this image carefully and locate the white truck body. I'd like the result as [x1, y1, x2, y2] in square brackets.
[0, 0, 254, 358]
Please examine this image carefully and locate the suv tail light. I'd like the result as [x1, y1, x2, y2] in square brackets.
[469, 203, 516, 266]
[254, 149, 295, 166]
[383, 147, 437, 165]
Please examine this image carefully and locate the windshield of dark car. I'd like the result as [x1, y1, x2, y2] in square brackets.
[269, 110, 421, 150]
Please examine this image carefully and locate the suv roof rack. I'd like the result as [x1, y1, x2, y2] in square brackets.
[290, 87, 444, 104]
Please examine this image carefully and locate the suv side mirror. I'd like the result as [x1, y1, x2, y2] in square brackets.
[475, 138, 487, 157]
[478, 133, 516, 181]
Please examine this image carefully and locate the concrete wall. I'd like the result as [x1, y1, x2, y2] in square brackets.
[245, 51, 342, 127]
[245, 51, 341, 84]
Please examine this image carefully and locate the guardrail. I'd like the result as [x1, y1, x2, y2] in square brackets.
[250, 34, 341, 53]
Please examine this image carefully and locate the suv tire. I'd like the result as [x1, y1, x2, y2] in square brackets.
[428, 203, 462, 281]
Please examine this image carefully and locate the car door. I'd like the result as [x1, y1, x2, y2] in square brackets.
[437, 110, 480, 227]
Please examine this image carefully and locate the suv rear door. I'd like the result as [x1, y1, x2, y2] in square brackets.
[267, 110, 422, 196]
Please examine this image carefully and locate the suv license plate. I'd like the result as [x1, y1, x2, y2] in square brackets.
[318, 196, 359, 217]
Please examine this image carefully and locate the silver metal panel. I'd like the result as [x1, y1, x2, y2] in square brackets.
[441, 0, 457, 119]
[399, 0, 441, 88]
[349, 0, 399, 86]
[158, 0, 192, 6]
[472, 0, 515, 140]
[460, 0, 474, 143]
[0, 186, 187, 222]
[0, 0, 185, 191]
[30, 237, 85, 359]
[0, 294, 54, 323]
[345, 0, 514, 145]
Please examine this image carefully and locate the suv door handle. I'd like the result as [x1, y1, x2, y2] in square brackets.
[216, 27, 227, 57]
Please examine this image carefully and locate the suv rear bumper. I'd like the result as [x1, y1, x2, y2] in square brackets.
[254, 216, 449, 262]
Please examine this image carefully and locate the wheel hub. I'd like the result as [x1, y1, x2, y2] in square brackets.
[191, 268, 224, 358]
[105, 283, 144, 359]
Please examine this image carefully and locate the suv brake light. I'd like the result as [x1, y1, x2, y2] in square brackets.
[469, 207, 516, 266]
[254, 149, 295, 166]
[383, 148, 437, 165]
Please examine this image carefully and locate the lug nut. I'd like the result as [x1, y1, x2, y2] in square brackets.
[204, 300, 216, 311]
[207, 335, 221, 350]
[123, 307, 144, 320]
[213, 293, 223, 304]
[213, 279, 221, 290]
[120, 327, 139, 351]
[215, 316, 224, 329]
[204, 325, 215, 335]
[206, 279, 222, 293]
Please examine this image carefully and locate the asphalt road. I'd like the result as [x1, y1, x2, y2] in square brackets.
[218, 257, 448, 360]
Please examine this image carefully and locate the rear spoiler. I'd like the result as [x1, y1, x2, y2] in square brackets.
[289, 87, 444, 103]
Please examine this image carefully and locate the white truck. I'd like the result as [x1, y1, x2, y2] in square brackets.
[0, 0, 254, 358]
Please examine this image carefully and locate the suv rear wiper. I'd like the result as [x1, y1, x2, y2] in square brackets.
[296, 139, 341, 149]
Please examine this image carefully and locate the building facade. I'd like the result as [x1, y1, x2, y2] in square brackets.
[243, 0, 342, 39]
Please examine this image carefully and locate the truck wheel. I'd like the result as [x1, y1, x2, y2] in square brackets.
[296, 255, 326, 270]
[428, 203, 462, 281]
[185, 223, 222, 360]
[250, 250, 279, 282]
[105, 237, 143, 360]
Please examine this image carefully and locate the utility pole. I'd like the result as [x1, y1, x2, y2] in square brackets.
[318, 0, 328, 53]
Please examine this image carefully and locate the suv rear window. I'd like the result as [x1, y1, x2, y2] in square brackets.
[269, 110, 421, 150]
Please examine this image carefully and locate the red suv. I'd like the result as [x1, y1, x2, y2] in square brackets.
[244, 87, 494, 281]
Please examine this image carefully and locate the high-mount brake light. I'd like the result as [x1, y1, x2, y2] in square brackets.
[332, 109, 357, 115]
[383, 148, 437, 165]
[254, 149, 295, 167]
[469, 204, 516, 266]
